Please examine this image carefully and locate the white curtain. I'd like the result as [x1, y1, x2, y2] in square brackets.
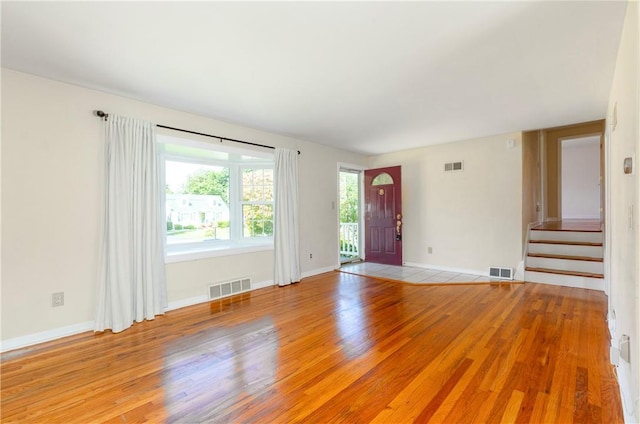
[95, 115, 167, 333]
[274, 148, 300, 286]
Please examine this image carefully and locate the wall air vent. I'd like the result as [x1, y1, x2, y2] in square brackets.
[489, 267, 513, 280]
[208, 278, 252, 300]
[444, 161, 464, 172]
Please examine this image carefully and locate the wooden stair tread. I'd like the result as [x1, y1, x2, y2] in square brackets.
[525, 267, 604, 279]
[529, 240, 603, 247]
[530, 220, 602, 232]
[527, 253, 603, 262]
[531, 228, 602, 233]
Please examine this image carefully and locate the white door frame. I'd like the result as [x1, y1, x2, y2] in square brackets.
[337, 162, 365, 264]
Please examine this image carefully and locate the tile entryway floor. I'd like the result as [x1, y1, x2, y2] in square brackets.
[340, 262, 492, 284]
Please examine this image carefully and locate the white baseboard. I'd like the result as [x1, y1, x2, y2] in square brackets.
[302, 265, 340, 279]
[166, 279, 274, 312]
[2, 279, 277, 353]
[165, 295, 209, 312]
[403, 262, 487, 277]
[514, 261, 526, 281]
[252, 279, 274, 290]
[614, 357, 639, 423]
[1, 321, 94, 353]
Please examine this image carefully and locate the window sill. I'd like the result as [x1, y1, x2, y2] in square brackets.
[165, 242, 274, 264]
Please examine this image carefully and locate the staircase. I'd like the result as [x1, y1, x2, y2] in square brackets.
[524, 222, 604, 291]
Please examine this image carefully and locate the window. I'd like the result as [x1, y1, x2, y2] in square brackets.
[371, 172, 394, 185]
[159, 135, 274, 260]
[165, 161, 230, 243]
[242, 168, 274, 237]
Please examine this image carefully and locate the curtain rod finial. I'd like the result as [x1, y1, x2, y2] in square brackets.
[94, 110, 109, 121]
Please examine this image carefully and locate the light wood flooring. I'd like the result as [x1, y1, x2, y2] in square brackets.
[1, 272, 623, 423]
[532, 219, 603, 232]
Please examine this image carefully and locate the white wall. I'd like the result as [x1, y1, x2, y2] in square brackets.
[561, 136, 601, 219]
[368, 133, 523, 275]
[0, 69, 366, 346]
[606, 2, 639, 422]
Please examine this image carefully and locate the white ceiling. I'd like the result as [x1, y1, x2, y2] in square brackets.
[1, 1, 627, 155]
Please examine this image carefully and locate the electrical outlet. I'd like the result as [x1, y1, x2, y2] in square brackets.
[428, 247, 433, 254]
[309, 253, 313, 259]
[52, 292, 64, 307]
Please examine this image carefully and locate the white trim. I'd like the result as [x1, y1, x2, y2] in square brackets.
[302, 265, 340, 279]
[159, 134, 276, 264]
[165, 278, 274, 311]
[523, 221, 542, 258]
[524, 270, 605, 291]
[157, 133, 274, 160]
[3, 279, 278, 353]
[403, 262, 487, 277]
[337, 162, 366, 173]
[514, 260, 526, 281]
[252, 279, 275, 290]
[166, 244, 273, 263]
[604, 124, 612, 299]
[521, 221, 543, 281]
[612, 352, 638, 423]
[1, 321, 94, 353]
[166, 295, 209, 311]
[337, 163, 365, 265]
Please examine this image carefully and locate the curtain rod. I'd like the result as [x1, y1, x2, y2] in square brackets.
[94, 110, 300, 154]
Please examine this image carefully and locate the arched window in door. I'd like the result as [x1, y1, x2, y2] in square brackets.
[371, 172, 394, 186]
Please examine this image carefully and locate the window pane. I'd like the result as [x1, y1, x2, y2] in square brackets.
[242, 168, 274, 202]
[243, 204, 274, 237]
[254, 186, 265, 201]
[165, 161, 230, 243]
[371, 172, 393, 186]
[241, 168, 274, 238]
[242, 185, 254, 202]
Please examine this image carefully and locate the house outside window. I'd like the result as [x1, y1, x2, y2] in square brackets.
[158, 134, 274, 260]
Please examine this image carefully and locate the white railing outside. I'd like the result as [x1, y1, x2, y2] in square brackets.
[340, 223, 359, 257]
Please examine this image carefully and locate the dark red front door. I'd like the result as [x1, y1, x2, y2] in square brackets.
[364, 166, 402, 265]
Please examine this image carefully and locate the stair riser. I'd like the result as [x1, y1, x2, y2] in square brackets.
[526, 257, 603, 275]
[530, 230, 603, 243]
[525, 271, 604, 291]
[528, 243, 603, 258]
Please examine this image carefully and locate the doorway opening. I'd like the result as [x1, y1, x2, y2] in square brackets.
[560, 135, 601, 220]
[540, 120, 605, 222]
[339, 169, 362, 264]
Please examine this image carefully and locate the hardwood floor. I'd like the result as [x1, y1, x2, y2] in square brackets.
[1, 272, 623, 423]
